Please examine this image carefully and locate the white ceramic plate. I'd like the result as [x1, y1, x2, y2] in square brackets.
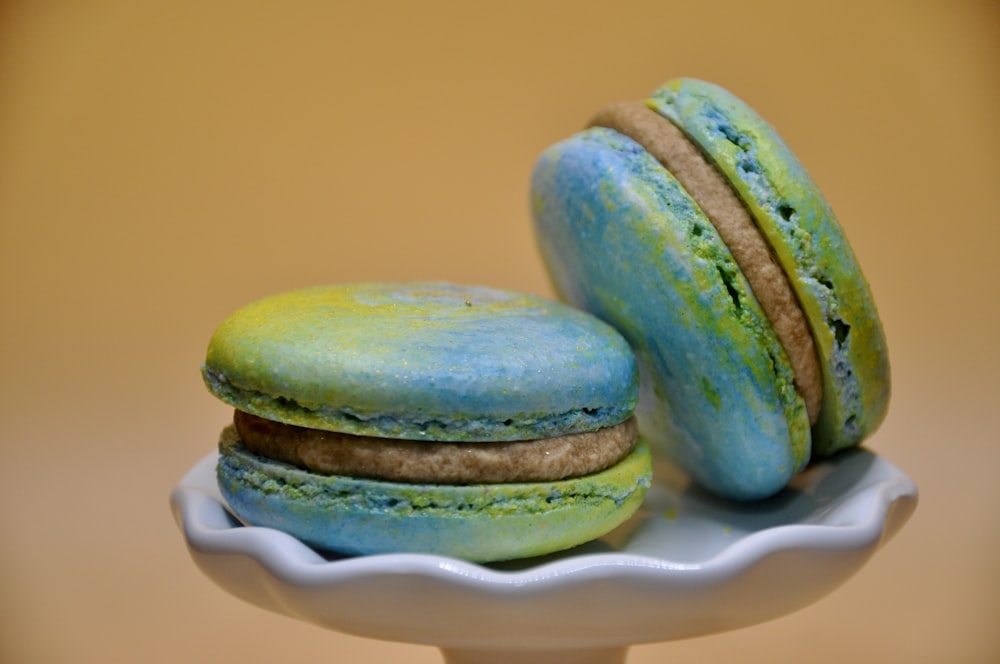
[172, 447, 916, 660]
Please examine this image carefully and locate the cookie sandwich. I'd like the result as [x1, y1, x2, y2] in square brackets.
[532, 78, 890, 500]
[203, 282, 651, 561]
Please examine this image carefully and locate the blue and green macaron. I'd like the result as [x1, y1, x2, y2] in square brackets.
[203, 282, 651, 562]
[531, 78, 889, 501]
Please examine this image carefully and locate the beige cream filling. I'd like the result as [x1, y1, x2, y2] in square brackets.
[233, 410, 639, 484]
[589, 102, 821, 423]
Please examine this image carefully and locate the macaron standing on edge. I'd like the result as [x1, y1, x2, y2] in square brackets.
[202, 282, 651, 562]
[531, 78, 890, 501]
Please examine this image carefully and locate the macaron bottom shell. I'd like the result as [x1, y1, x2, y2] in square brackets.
[647, 78, 890, 455]
[216, 427, 653, 563]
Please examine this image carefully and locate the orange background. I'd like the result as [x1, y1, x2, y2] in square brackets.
[2, 1, 997, 662]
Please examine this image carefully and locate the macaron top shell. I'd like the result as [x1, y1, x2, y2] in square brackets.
[647, 78, 890, 455]
[532, 128, 809, 499]
[202, 282, 638, 442]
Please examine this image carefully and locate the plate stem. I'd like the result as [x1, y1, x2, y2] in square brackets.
[440, 646, 629, 664]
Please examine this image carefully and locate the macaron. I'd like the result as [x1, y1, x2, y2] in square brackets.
[203, 282, 651, 561]
[531, 78, 889, 500]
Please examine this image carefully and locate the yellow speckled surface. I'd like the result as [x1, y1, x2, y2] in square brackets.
[1, 1, 997, 662]
[202, 282, 637, 440]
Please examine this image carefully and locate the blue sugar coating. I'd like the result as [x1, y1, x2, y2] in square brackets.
[216, 427, 652, 562]
[203, 282, 638, 441]
[531, 127, 809, 501]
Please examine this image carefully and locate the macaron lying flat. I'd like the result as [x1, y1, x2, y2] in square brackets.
[531, 78, 889, 500]
[203, 282, 651, 561]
